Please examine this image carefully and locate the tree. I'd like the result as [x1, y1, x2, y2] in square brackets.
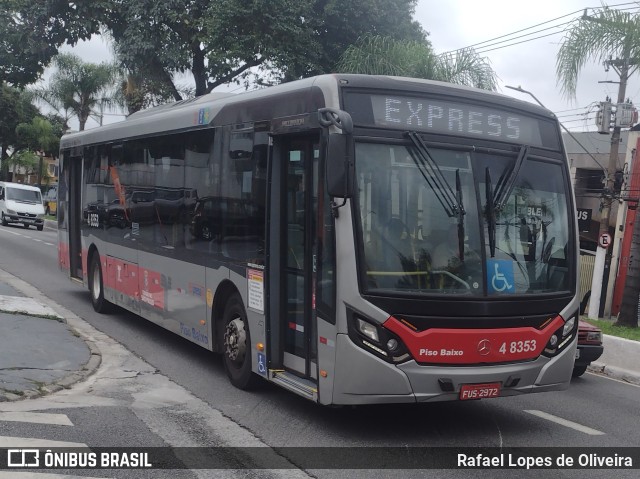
[103, 0, 425, 97]
[112, 70, 193, 115]
[0, 84, 39, 180]
[15, 116, 59, 188]
[6, 150, 39, 180]
[0, 0, 101, 87]
[2, 0, 425, 97]
[556, 8, 640, 326]
[336, 35, 497, 90]
[33, 54, 117, 131]
[279, 0, 426, 81]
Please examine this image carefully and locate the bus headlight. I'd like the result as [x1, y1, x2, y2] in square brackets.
[357, 318, 379, 342]
[348, 312, 411, 364]
[543, 313, 577, 357]
[562, 316, 576, 337]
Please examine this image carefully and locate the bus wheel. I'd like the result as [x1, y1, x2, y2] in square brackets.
[89, 254, 113, 313]
[572, 364, 588, 377]
[222, 294, 259, 389]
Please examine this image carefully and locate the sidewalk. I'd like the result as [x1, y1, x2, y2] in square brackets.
[0, 271, 100, 401]
[590, 334, 640, 385]
[0, 265, 638, 402]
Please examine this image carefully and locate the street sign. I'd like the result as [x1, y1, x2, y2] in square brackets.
[598, 232, 612, 249]
[577, 208, 592, 232]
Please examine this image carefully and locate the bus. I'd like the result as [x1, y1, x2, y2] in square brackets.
[58, 74, 579, 405]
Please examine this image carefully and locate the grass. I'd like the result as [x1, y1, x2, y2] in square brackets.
[583, 318, 640, 342]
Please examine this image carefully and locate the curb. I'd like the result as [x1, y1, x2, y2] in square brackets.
[0, 270, 103, 402]
[589, 361, 640, 386]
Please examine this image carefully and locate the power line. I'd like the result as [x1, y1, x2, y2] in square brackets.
[441, 3, 640, 56]
[439, 8, 582, 55]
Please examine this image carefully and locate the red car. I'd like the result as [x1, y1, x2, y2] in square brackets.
[573, 320, 604, 377]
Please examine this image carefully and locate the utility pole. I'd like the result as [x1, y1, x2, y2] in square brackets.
[588, 56, 636, 319]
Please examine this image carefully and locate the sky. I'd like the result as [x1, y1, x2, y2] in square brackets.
[414, 0, 640, 130]
[54, 0, 640, 131]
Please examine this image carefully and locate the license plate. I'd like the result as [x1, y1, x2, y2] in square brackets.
[575, 349, 580, 359]
[459, 383, 501, 400]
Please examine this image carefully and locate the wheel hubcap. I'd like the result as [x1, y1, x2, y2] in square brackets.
[224, 317, 247, 364]
[92, 265, 101, 300]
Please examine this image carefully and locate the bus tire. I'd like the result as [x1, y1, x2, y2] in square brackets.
[89, 253, 113, 313]
[222, 293, 259, 390]
[572, 364, 588, 377]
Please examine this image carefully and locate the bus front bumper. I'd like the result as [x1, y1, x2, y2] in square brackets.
[332, 334, 576, 404]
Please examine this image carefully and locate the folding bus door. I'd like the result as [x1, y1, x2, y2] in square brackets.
[274, 135, 320, 379]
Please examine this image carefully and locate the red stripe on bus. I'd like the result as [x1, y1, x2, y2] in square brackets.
[383, 315, 565, 364]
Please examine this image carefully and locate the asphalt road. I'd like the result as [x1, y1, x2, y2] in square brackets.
[1, 223, 639, 478]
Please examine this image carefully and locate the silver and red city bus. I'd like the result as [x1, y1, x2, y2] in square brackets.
[58, 74, 579, 405]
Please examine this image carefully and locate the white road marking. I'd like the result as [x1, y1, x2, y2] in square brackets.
[0, 436, 87, 448]
[524, 409, 605, 435]
[0, 227, 56, 245]
[0, 412, 73, 426]
[0, 229, 24, 236]
[0, 473, 111, 479]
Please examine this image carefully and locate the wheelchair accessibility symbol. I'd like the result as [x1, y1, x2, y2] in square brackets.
[487, 260, 515, 294]
[257, 352, 267, 376]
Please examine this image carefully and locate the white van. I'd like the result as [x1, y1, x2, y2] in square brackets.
[0, 182, 46, 231]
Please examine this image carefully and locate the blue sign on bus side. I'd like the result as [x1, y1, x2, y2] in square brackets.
[487, 259, 515, 294]
[198, 108, 210, 125]
[257, 352, 267, 376]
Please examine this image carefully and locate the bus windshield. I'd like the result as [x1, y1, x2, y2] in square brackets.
[355, 141, 572, 296]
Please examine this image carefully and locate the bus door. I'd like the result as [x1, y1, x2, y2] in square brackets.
[272, 135, 320, 379]
[68, 153, 84, 281]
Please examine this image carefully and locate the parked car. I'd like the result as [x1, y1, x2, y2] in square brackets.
[573, 319, 604, 377]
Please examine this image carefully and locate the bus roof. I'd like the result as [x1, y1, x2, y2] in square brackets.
[60, 74, 555, 150]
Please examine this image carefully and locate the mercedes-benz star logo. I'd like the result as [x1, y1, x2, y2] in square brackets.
[477, 339, 491, 356]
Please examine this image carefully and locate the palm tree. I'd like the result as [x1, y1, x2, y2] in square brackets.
[33, 53, 117, 131]
[336, 35, 497, 90]
[556, 8, 640, 327]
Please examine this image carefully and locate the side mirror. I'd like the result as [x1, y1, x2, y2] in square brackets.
[326, 133, 354, 198]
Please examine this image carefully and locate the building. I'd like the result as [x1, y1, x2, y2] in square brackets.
[563, 129, 640, 318]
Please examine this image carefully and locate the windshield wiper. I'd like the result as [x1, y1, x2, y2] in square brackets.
[455, 169, 465, 262]
[405, 131, 464, 218]
[485, 168, 496, 257]
[493, 145, 529, 211]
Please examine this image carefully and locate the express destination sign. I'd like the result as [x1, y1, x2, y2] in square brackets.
[344, 92, 560, 149]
